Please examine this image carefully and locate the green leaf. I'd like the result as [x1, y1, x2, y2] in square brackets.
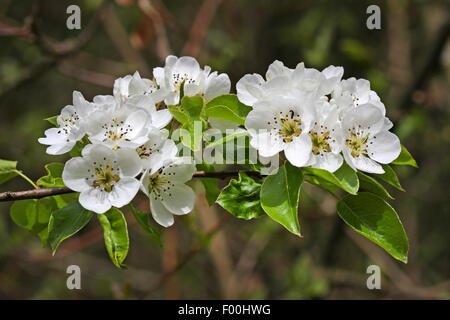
[169, 96, 206, 151]
[200, 178, 221, 206]
[53, 193, 79, 209]
[129, 204, 162, 247]
[97, 208, 129, 269]
[205, 94, 252, 125]
[205, 130, 249, 149]
[0, 159, 18, 184]
[392, 145, 418, 167]
[36, 163, 65, 188]
[45, 116, 58, 126]
[260, 162, 303, 236]
[216, 172, 264, 220]
[337, 192, 409, 263]
[357, 172, 393, 200]
[303, 162, 359, 195]
[376, 164, 404, 192]
[48, 201, 93, 255]
[10, 197, 56, 245]
[69, 140, 86, 157]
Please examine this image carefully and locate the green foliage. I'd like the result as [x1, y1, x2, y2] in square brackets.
[303, 162, 359, 195]
[392, 145, 418, 168]
[169, 96, 206, 151]
[128, 204, 162, 246]
[36, 163, 65, 188]
[44, 116, 58, 127]
[199, 178, 221, 206]
[216, 172, 264, 220]
[260, 162, 303, 236]
[48, 201, 93, 255]
[205, 94, 252, 125]
[337, 192, 409, 263]
[10, 198, 55, 246]
[357, 172, 393, 200]
[0, 159, 19, 185]
[97, 208, 129, 269]
[376, 164, 404, 192]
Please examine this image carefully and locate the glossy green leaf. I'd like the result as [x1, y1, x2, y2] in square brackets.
[97, 208, 129, 269]
[205, 94, 252, 125]
[260, 162, 303, 236]
[376, 164, 404, 191]
[216, 172, 264, 220]
[357, 172, 393, 200]
[337, 192, 409, 263]
[36, 163, 65, 188]
[10, 197, 56, 245]
[200, 178, 221, 206]
[48, 201, 93, 255]
[391, 145, 418, 167]
[129, 204, 162, 246]
[303, 162, 359, 195]
[0, 159, 18, 184]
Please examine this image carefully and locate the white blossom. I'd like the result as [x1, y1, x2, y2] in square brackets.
[38, 91, 93, 155]
[341, 104, 401, 174]
[62, 144, 142, 214]
[154, 55, 230, 105]
[140, 147, 196, 227]
[305, 98, 343, 172]
[245, 97, 315, 167]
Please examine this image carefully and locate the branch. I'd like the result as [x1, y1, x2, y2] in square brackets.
[0, 170, 261, 202]
[0, 0, 110, 99]
[181, 0, 223, 57]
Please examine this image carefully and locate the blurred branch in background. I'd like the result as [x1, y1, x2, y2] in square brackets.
[181, 0, 223, 57]
[0, 0, 112, 99]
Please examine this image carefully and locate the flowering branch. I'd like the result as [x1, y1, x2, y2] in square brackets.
[0, 170, 260, 202]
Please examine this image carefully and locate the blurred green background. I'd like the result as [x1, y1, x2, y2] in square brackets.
[0, 0, 449, 299]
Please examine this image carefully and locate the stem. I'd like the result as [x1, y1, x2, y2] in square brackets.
[15, 170, 38, 189]
[0, 170, 261, 202]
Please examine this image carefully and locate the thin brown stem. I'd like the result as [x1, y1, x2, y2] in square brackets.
[0, 170, 261, 202]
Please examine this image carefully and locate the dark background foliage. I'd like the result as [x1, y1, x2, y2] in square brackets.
[0, 0, 448, 299]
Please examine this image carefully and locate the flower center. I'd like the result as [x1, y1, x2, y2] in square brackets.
[345, 129, 370, 158]
[101, 117, 132, 142]
[278, 110, 302, 143]
[92, 165, 120, 192]
[310, 131, 331, 155]
[172, 72, 195, 91]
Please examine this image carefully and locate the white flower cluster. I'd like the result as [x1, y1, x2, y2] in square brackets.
[39, 56, 231, 226]
[239, 60, 401, 174]
[39, 55, 401, 226]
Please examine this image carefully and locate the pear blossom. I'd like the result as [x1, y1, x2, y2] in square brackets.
[236, 60, 294, 106]
[38, 91, 93, 155]
[140, 151, 196, 227]
[62, 144, 142, 214]
[341, 104, 401, 174]
[113, 71, 165, 103]
[245, 97, 315, 167]
[86, 101, 151, 149]
[136, 128, 178, 170]
[332, 77, 386, 117]
[305, 98, 343, 172]
[153, 55, 230, 105]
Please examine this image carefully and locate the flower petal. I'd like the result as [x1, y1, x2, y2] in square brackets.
[108, 177, 140, 208]
[162, 184, 195, 215]
[115, 147, 142, 177]
[284, 134, 312, 167]
[367, 131, 401, 164]
[62, 157, 91, 192]
[79, 188, 111, 214]
[150, 197, 174, 227]
[205, 73, 231, 101]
